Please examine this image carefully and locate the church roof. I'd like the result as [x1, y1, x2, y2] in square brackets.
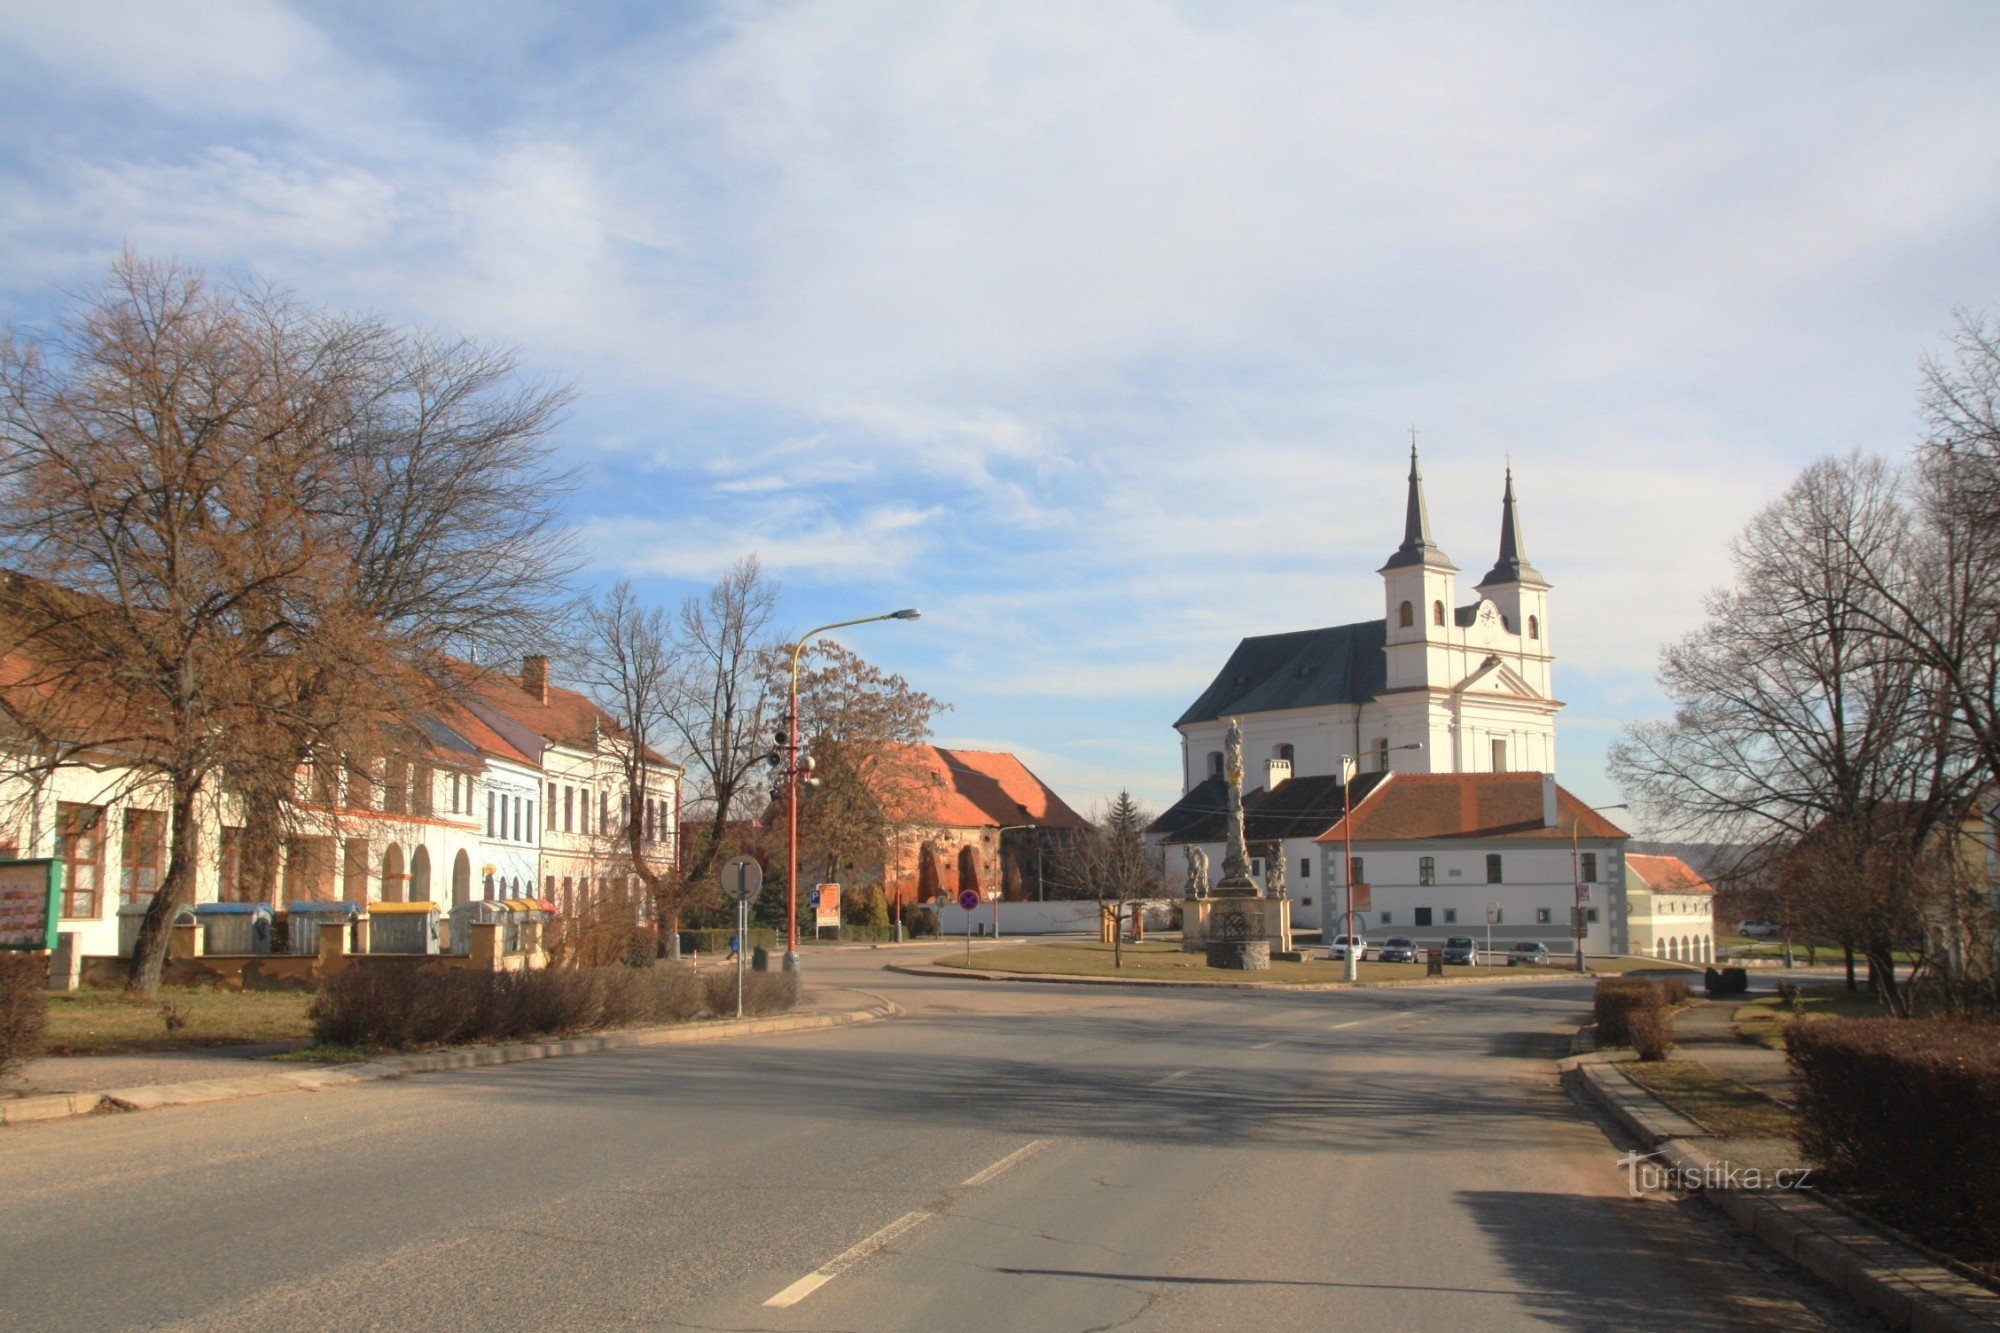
[1477, 467, 1545, 588]
[1175, 619, 1388, 727]
[1381, 443, 1456, 572]
[1316, 772, 1628, 844]
[1150, 770, 1391, 845]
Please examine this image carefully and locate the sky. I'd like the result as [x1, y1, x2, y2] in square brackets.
[3, 1, 1999, 830]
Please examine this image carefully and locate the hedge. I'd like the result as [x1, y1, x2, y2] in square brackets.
[1594, 977, 1684, 1046]
[0, 953, 47, 1078]
[1787, 1018, 2000, 1262]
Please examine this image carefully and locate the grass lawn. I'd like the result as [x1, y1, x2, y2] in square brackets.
[934, 940, 1573, 984]
[1620, 1059, 1795, 1138]
[1729, 985, 1936, 1050]
[44, 986, 314, 1055]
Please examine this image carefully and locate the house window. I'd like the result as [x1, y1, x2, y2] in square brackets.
[1378, 911, 1391, 924]
[57, 802, 104, 918]
[1373, 739, 1390, 772]
[1580, 852, 1598, 882]
[1528, 614, 1540, 640]
[121, 809, 165, 906]
[514, 797, 524, 843]
[545, 875, 556, 901]
[1443, 908, 1458, 924]
[1348, 857, 1363, 885]
[1207, 751, 1224, 778]
[546, 784, 558, 829]
[600, 790, 609, 832]
[1302, 897, 1313, 908]
[487, 793, 496, 838]
[1486, 854, 1503, 884]
[1586, 907, 1601, 924]
[1432, 600, 1445, 626]
[1491, 739, 1507, 772]
[581, 787, 592, 836]
[1414, 907, 1433, 927]
[1419, 856, 1435, 886]
[1300, 857, 1311, 880]
[1398, 600, 1413, 628]
[413, 763, 433, 817]
[383, 757, 409, 814]
[562, 876, 574, 915]
[564, 786, 575, 833]
[1536, 908, 1552, 923]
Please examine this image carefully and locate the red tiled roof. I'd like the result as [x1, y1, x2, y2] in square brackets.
[1627, 853, 1715, 896]
[894, 745, 1090, 831]
[1314, 772, 1629, 844]
[433, 696, 535, 768]
[444, 660, 674, 767]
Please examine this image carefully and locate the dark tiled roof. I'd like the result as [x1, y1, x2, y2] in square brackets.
[1151, 771, 1390, 845]
[1175, 620, 1388, 727]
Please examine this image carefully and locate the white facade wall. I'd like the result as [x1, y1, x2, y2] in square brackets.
[478, 758, 540, 900]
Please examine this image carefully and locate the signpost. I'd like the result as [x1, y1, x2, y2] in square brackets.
[720, 856, 762, 1020]
[1486, 902, 1499, 964]
[0, 859, 61, 953]
[958, 886, 981, 966]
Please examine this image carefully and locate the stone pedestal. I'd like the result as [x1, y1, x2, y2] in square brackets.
[1206, 939, 1271, 970]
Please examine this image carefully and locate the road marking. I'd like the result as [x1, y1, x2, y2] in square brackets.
[1252, 1039, 1279, 1050]
[763, 1138, 1054, 1309]
[1148, 1069, 1190, 1087]
[959, 1138, 1050, 1187]
[1330, 1010, 1416, 1031]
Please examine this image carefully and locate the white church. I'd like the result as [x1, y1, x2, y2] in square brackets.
[1170, 445, 1557, 794]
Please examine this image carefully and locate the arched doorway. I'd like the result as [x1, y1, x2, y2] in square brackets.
[452, 850, 472, 907]
[409, 846, 432, 902]
[381, 843, 406, 903]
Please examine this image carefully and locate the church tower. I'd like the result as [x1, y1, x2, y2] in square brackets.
[1473, 467, 1553, 700]
[1379, 444, 1456, 771]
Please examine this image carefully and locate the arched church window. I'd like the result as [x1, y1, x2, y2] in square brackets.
[1528, 614, 1540, 640]
[1432, 600, 1445, 627]
[1398, 600, 1413, 628]
[1501, 615, 1513, 633]
[1276, 743, 1294, 763]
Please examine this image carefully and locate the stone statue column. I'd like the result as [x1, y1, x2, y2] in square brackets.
[1213, 718, 1258, 897]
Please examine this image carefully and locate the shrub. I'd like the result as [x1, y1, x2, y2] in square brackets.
[0, 953, 48, 1078]
[1657, 976, 1691, 1006]
[903, 905, 940, 938]
[1787, 1018, 2000, 1262]
[703, 969, 796, 1017]
[309, 962, 790, 1051]
[1594, 978, 1665, 1046]
[1705, 966, 1749, 996]
[1628, 1005, 1675, 1061]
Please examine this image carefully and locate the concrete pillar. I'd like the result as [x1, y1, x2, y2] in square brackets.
[47, 932, 81, 992]
[468, 921, 502, 971]
[353, 914, 372, 956]
[317, 919, 349, 975]
[169, 920, 201, 959]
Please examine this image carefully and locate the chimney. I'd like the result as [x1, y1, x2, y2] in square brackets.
[1541, 773, 1559, 830]
[1266, 758, 1292, 791]
[522, 654, 550, 704]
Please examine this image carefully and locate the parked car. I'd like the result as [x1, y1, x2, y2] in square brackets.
[1508, 941, 1551, 967]
[1441, 935, 1479, 965]
[1326, 934, 1369, 962]
[1738, 920, 1779, 939]
[1376, 936, 1419, 964]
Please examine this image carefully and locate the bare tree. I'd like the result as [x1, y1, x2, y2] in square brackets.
[1043, 790, 1166, 968]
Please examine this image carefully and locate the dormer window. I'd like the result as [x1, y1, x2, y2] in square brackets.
[1432, 600, 1445, 627]
[1398, 600, 1413, 628]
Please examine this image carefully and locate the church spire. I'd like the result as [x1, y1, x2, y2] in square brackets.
[1478, 466, 1545, 587]
[1382, 439, 1453, 571]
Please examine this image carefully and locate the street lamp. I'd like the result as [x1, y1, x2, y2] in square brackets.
[1572, 802, 1628, 973]
[1339, 743, 1423, 983]
[784, 609, 921, 975]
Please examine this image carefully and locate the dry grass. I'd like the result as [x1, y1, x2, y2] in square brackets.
[934, 940, 1570, 985]
[1587, 956, 1704, 975]
[1620, 1059, 1796, 1138]
[45, 986, 313, 1054]
[1730, 987, 1907, 1050]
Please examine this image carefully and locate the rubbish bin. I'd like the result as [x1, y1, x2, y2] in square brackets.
[449, 900, 507, 955]
[118, 902, 195, 957]
[1426, 948, 1444, 977]
[751, 945, 770, 972]
[367, 902, 441, 954]
[193, 902, 273, 954]
[286, 900, 361, 955]
[492, 897, 550, 954]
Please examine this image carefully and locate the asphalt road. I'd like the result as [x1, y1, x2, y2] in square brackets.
[0, 947, 1871, 1331]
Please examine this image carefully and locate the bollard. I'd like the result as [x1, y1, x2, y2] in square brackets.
[752, 945, 770, 972]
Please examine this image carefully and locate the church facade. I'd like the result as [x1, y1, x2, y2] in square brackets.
[1169, 447, 1559, 795]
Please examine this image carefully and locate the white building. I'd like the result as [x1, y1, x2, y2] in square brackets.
[1624, 853, 1717, 963]
[1166, 449, 1558, 795]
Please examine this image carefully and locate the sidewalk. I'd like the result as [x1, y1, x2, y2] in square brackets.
[1670, 996, 1799, 1107]
[2, 983, 893, 1126]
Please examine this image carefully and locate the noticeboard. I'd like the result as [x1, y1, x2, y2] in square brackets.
[0, 858, 62, 952]
[814, 882, 841, 930]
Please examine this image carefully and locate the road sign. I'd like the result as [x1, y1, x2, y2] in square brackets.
[957, 888, 980, 912]
[720, 856, 762, 904]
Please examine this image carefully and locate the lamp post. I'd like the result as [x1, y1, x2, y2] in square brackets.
[1571, 802, 1628, 973]
[1339, 743, 1422, 983]
[784, 609, 921, 976]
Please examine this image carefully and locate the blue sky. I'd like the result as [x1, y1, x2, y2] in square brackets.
[4, 2, 2000, 828]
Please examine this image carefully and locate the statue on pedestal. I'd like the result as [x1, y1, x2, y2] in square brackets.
[1267, 849, 1287, 900]
[1183, 845, 1209, 898]
[1213, 718, 1258, 898]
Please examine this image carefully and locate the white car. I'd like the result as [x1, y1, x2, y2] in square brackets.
[1738, 920, 1779, 939]
[1326, 934, 1369, 962]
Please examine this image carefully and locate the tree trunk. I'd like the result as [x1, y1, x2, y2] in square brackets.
[1113, 901, 1123, 969]
[125, 775, 204, 998]
[1844, 945, 1856, 992]
[240, 785, 285, 906]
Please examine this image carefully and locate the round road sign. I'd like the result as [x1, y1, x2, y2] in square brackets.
[957, 888, 981, 912]
[721, 855, 763, 904]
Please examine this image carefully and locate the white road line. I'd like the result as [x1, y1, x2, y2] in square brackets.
[959, 1137, 1050, 1188]
[763, 1138, 1054, 1309]
[1148, 1068, 1191, 1087]
[1252, 1039, 1279, 1050]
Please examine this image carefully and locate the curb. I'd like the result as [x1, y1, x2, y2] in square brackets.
[1570, 1055, 2000, 1329]
[887, 962, 1584, 992]
[2, 999, 898, 1128]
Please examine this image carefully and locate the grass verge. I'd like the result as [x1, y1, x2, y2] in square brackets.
[933, 940, 1572, 984]
[45, 987, 313, 1055]
[1619, 1059, 1796, 1138]
[1587, 956, 1704, 976]
[1728, 985, 1940, 1050]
